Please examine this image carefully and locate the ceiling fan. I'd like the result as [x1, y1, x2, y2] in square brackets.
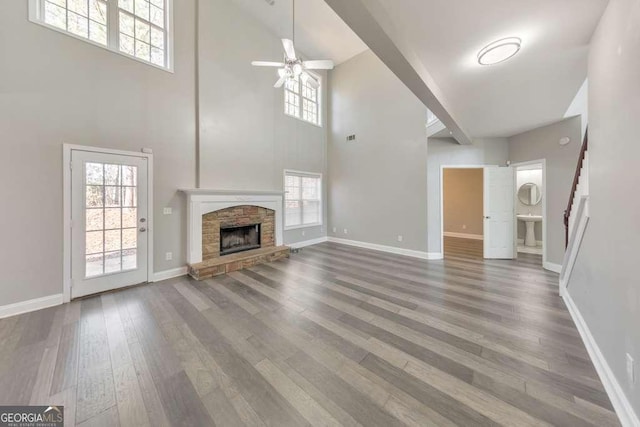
[251, 0, 334, 89]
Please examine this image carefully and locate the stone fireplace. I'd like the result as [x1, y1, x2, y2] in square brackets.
[180, 189, 290, 280]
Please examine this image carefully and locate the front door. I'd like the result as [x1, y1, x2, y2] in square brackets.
[71, 149, 149, 299]
[483, 166, 515, 259]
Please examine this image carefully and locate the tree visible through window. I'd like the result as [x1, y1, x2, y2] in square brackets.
[284, 76, 321, 126]
[285, 171, 322, 229]
[30, 0, 170, 69]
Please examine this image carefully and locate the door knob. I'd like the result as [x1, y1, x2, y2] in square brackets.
[484, 216, 491, 219]
[140, 227, 147, 232]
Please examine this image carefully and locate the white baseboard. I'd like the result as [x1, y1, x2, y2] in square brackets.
[562, 292, 639, 427]
[543, 262, 562, 274]
[517, 238, 543, 246]
[443, 232, 483, 240]
[153, 266, 188, 282]
[327, 237, 442, 260]
[288, 236, 328, 249]
[0, 294, 64, 319]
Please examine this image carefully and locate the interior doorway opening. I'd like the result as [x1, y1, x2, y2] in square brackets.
[442, 167, 484, 259]
[513, 160, 546, 266]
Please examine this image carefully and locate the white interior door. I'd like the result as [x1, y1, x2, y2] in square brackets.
[483, 166, 515, 259]
[71, 150, 149, 298]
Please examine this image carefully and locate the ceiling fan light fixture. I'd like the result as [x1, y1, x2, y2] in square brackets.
[478, 37, 521, 66]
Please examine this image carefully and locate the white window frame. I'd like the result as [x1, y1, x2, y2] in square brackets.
[28, 0, 174, 72]
[284, 73, 322, 127]
[283, 169, 323, 230]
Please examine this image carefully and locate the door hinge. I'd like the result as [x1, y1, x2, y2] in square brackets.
[70, 161, 73, 170]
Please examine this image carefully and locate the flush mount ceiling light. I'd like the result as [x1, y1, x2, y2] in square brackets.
[477, 37, 522, 65]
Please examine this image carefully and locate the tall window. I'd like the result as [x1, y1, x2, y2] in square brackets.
[284, 76, 321, 126]
[29, 0, 171, 70]
[284, 171, 322, 229]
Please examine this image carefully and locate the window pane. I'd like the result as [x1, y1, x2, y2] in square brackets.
[119, 0, 134, 13]
[151, 47, 164, 66]
[285, 200, 302, 227]
[104, 164, 120, 185]
[86, 231, 103, 254]
[149, 0, 163, 8]
[150, 5, 164, 28]
[89, 21, 107, 45]
[105, 251, 122, 273]
[302, 177, 319, 200]
[89, 0, 107, 24]
[122, 249, 137, 270]
[135, 40, 151, 61]
[86, 254, 104, 277]
[150, 27, 164, 49]
[122, 187, 137, 207]
[122, 208, 137, 228]
[44, 2, 67, 30]
[86, 186, 104, 208]
[303, 201, 320, 224]
[105, 186, 121, 207]
[119, 12, 135, 36]
[68, 0, 88, 17]
[68, 12, 89, 38]
[120, 34, 135, 55]
[86, 163, 103, 185]
[105, 229, 121, 252]
[122, 228, 137, 249]
[135, 19, 150, 43]
[134, 0, 149, 20]
[104, 208, 121, 229]
[122, 165, 137, 186]
[86, 209, 104, 231]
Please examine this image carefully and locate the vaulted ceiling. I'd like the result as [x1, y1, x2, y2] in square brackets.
[232, 0, 609, 139]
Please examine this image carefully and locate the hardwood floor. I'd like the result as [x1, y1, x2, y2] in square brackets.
[0, 242, 620, 426]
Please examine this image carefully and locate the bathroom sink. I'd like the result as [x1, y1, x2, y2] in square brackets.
[517, 214, 542, 222]
[517, 215, 542, 247]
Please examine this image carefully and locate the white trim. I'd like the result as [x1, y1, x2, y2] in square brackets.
[0, 294, 64, 320]
[439, 165, 488, 257]
[562, 291, 639, 427]
[560, 195, 590, 291]
[517, 238, 543, 246]
[288, 237, 328, 249]
[543, 262, 562, 274]
[328, 237, 441, 260]
[63, 144, 154, 303]
[153, 266, 188, 282]
[28, 0, 175, 73]
[512, 159, 548, 268]
[443, 232, 483, 240]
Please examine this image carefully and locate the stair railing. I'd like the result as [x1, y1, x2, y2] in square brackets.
[564, 130, 588, 248]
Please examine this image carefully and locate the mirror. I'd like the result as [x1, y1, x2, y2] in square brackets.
[518, 183, 542, 206]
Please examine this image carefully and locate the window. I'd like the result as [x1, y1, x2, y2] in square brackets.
[284, 76, 321, 126]
[284, 171, 322, 229]
[29, 0, 171, 70]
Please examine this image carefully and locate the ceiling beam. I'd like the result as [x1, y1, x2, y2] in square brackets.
[323, 0, 473, 145]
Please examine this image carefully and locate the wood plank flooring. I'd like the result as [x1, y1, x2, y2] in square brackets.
[0, 242, 620, 426]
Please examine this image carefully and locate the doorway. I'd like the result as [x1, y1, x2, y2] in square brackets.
[441, 167, 484, 259]
[64, 145, 153, 301]
[513, 160, 546, 265]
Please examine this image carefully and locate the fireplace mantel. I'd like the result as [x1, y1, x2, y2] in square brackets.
[180, 189, 284, 264]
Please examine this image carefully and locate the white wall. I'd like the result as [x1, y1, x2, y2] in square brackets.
[569, 0, 640, 419]
[427, 138, 509, 256]
[198, 0, 328, 246]
[327, 50, 429, 253]
[508, 117, 581, 265]
[0, 0, 196, 306]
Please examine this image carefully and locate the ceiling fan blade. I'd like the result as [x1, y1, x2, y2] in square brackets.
[302, 72, 320, 89]
[303, 60, 334, 70]
[252, 61, 285, 67]
[274, 73, 288, 88]
[282, 39, 297, 60]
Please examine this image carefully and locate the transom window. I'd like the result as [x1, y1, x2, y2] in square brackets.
[29, 0, 171, 70]
[284, 170, 322, 229]
[284, 77, 321, 126]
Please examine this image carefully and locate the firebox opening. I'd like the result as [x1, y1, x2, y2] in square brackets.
[220, 224, 261, 256]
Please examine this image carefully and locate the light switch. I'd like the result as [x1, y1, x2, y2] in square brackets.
[163, 207, 172, 215]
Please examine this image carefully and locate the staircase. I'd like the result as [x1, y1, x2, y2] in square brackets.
[560, 131, 589, 292]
